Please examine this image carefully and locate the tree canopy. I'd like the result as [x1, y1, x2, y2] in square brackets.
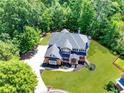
[0, 59, 37, 93]
[0, 0, 124, 92]
[0, 0, 124, 55]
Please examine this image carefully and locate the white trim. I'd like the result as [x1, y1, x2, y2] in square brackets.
[116, 79, 124, 89]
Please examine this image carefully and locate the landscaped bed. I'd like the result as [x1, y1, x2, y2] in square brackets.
[42, 40, 121, 93]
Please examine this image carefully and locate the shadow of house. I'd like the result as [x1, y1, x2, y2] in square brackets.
[43, 29, 90, 67]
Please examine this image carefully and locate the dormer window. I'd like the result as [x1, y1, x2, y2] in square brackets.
[73, 49, 78, 52]
[61, 39, 72, 51]
[79, 49, 85, 52]
[50, 54, 55, 58]
[62, 48, 70, 52]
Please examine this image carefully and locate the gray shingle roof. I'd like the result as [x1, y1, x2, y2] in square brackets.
[49, 29, 89, 50]
[45, 44, 61, 59]
[61, 39, 72, 50]
[61, 29, 69, 33]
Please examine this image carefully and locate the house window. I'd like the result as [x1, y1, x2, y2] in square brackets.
[61, 51, 70, 55]
[85, 43, 89, 49]
[63, 58, 69, 61]
[79, 49, 84, 52]
[77, 51, 86, 56]
[62, 54, 70, 61]
[49, 60, 57, 65]
[73, 49, 78, 52]
[49, 57, 57, 61]
[62, 48, 70, 52]
[50, 54, 56, 58]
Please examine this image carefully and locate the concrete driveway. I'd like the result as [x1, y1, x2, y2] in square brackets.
[24, 45, 69, 93]
[24, 45, 48, 93]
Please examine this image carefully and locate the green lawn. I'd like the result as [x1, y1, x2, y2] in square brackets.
[40, 33, 51, 45]
[42, 40, 121, 93]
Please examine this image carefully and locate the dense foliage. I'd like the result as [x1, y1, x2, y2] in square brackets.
[18, 26, 40, 54]
[0, 40, 19, 61]
[105, 81, 119, 93]
[0, 59, 37, 93]
[0, 0, 123, 92]
[0, 0, 124, 56]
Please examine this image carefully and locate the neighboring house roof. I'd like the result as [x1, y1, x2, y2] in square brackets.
[45, 44, 61, 59]
[61, 39, 72, 50]
[49, 29, 89, 50]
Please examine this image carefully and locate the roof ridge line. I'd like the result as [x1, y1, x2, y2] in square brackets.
[70, 33, 80, 49]
[55, 32, 66, 45]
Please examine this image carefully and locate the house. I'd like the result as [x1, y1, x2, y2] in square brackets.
[43, 29, 90, 66]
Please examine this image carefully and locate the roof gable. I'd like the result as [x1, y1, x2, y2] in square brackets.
[61, 39, 72, 50]
[61, 29, 69, 33]
[48, 29, 89, 50]
[45, 44, 61, 59]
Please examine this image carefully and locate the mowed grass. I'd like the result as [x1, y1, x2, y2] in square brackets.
[42, 40, 121, 93]
[40, 33, 51, 45]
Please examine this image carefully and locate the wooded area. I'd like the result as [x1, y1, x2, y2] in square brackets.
[0, 0, 124, 59]
[0, 0, 124, 92]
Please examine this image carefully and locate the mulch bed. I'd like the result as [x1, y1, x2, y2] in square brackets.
[20, 46, 38, 60]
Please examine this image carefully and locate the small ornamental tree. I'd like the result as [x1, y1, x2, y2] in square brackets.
[104, 81, 119, 93]
[0, 59, 37, 93]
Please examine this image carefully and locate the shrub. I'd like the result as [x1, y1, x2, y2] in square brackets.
[0, 40, 19, 61]
[104, 81, 119, 93]
[19, 26, 40, 54]
[0, 84, 16, 93]
[0, 59, 37, 93]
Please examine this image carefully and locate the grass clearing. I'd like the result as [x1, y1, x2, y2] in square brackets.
[40, 33, 51, 45]
[42, 40, 121, 93]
